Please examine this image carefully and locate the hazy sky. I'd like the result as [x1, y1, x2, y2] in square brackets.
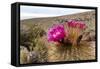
[20, 5, 94, 20]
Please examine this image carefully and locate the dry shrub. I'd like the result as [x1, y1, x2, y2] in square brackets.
[20, 24, 47, 63]
[20, 24, 46, 51]
[47, 41, 95, 62]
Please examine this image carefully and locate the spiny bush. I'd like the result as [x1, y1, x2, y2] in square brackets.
[20, 24, 47, 63]
[20, 24, 46, 51]
[34, 38, 47, 62]
[47, 20, 95, 62]
[47, 19, 87, 46]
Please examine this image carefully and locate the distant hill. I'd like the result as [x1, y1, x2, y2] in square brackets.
[20, 11, 95, 32]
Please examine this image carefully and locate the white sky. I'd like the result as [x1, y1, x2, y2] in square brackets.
[20, 5, 94, 20]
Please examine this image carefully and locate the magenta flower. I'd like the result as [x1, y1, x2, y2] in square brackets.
[67, 20, 86, 29]
[47, 24, 66, 42]
[79, 22, 87, 29]
[67, 20, 77, 27]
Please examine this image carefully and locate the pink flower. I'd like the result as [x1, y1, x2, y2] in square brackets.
[67, 20, 77, 27]
[47, 24, 67, 42]
[67, 20, 86, 29]
[79, 23, 87, 29]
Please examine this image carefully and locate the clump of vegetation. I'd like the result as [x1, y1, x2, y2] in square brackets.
[20, 24, 46, 51]
[55, 19, 68, 23]
[34, 39, 47, 62]
[47, 18, 95, 62]
[47, 19, 87, 46]
[20, 24, 47, 63]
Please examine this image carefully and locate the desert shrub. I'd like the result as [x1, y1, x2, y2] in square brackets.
[20, 24, 48, 63]
[47, 20, 87, 46]
[34, 39, 47, 62]
[20, 24, 46, 51]
[55, 19, 68, 23]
